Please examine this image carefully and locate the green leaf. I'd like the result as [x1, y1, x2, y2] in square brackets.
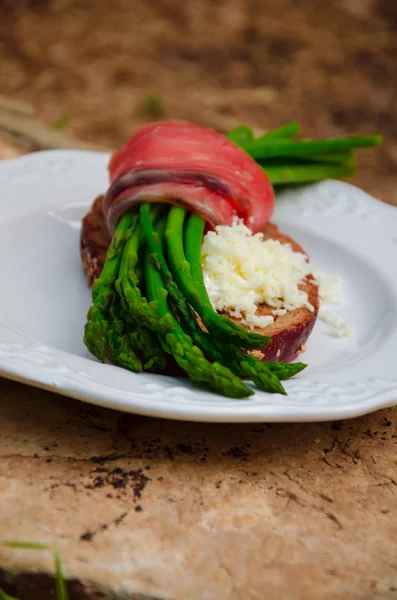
[54, 551, 68, 600]
[52, 115, 72, 131]
[0, 542, 68, 600]
[0, 541, 51, 550]
[142, 94, 165, 118]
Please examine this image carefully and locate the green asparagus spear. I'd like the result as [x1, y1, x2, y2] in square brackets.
[117, 292, 168, 371]
[129, 326, 168, 371]
[144, 216, 253, 398]
[184, 212, 209, 296]
[140, 205, 200, 330]
[164, 205, 246, 364]
[257, 121, 301, 140]
[117, 212, 172, 336]
[297, 150, 356, 165]
[264, 162, 357, 185]
[112, 204, 170, 370]
[240, 134, 382, 160]
[265, 361, 307, 380]
[228, 122, 300, 145]
[84, 212, 134, 361]
[227, 125, 254, 143]
[108, 296, 142, 372]
[258, 150, 355, 166]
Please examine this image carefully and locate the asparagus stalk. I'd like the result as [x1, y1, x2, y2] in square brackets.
[264, 361, 308, 380]
[118, 292, 168, 371]
[264, 162, 357, 185]
[257, 121, 301, 140]
[297, 150, 355, 165]
[108, 296, 142, 372]
[84, 212, 134, 361]
[258, 150, 355, 166]
[240, 134, 382, 160]
[117, 211, 171, 334]
[227, 125, 254, 143]
[228, 122, 301, 145]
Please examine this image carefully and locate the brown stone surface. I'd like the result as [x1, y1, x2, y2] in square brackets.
[0, 380, 396, 599]
[0, 1, 397, 597]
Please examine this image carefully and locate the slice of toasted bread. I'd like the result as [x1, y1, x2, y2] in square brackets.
[80, 197, 319, 363]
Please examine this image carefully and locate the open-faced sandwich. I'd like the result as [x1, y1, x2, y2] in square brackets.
[80, 121, 381, 398]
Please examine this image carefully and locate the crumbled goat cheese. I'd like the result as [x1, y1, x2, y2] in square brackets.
[201, 219, 354, 338]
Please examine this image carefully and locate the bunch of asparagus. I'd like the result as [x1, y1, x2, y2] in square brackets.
[227, 122, 381, 185]
[84, 122, 382, 398]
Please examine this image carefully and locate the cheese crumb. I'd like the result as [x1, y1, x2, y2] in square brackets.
[318, 307, 355, 338]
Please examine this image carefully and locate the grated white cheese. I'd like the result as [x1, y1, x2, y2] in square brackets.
[201, 219, 354, 338]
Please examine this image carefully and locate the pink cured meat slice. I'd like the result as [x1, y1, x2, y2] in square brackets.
[104, 120, 275, 234]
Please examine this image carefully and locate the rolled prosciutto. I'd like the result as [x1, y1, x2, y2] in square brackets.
[103, 121, 275, 235]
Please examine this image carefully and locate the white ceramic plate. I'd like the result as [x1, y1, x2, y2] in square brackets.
[1, 150, 396, 422]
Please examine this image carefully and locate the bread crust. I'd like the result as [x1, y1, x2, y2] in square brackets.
[80, 195, 111, 286]
[80, 197, 319, 363]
